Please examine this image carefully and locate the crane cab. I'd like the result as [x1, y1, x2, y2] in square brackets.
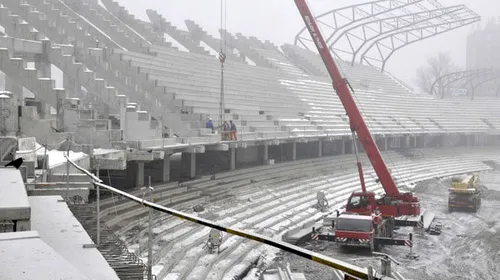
[346, 191, 420, 217]
[346, 192, 375, 215]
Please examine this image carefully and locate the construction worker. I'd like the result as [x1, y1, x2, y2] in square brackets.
[222, 121, 230, 140]
[229, 120, 238, 140]
[206, 117, 214, 133]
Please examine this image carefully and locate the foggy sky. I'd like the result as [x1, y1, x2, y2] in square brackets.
[120, 0, 500, 88]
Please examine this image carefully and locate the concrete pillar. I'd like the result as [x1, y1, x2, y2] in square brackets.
[292, 142, 297, 161]
[55, 89, 65, 131]
[318, 140, 323, 158]
[5, 77, 23, 104]
[229, 147, 236, 170]
[37, 40, 51, 78]
[118, 95, 127, 140]
[162, 155, 170, 182]
[263, 144, 268, 163]
[64, 74, 82, 98]
[341, 139, 346, 155]
[189, 153, 196, 178]
[440, 136, 446, 147]
[136, 161, 145, 187]
[400, 137, 406, 149]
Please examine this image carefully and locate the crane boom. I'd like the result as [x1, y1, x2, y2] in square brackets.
[294, 0, 399, 196]
[294, 0, 420, 218]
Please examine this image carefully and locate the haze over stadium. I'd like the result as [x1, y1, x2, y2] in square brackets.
[121, 0, 500, 87]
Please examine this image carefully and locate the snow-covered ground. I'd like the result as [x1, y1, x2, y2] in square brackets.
[282, 170, 500, 280]
[106, 149, 497, 280]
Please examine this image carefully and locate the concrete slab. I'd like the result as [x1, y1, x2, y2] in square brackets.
[0, 231, 91, 280]
[0, 36, 43, 54]
[0, 168, 30, 221]
[126, 150, 154, 161]
[28, 196, 119, 280]
[93, 157, 127, 170]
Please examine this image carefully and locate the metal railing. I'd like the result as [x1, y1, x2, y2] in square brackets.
[63, 153, 393, 280]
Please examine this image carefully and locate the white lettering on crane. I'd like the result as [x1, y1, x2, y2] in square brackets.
[304, 15, 324, 50]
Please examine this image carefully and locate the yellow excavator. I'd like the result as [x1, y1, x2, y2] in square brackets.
[448, 174, 481, 212]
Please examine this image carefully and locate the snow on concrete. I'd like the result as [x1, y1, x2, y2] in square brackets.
[97, 0, 152, 44]
[0, 168, 30, 221]
[199, 40, 219, 58]
[93, 148, 121, 155]
[59, 1, 126, 51]
[35, 143, 87, 168]
[122, 149, 495, 280]
[0, 231, 92, 280]
[163, 33, 189, 52]
[28, 196, 120, 280]
[245, 56, 257, 66]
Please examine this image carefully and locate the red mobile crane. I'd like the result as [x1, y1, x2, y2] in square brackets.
[294, 0, 420, 219]
[294, 1, 433, 251]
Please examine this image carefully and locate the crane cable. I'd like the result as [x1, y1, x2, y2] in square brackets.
[218, 0, 227, 131]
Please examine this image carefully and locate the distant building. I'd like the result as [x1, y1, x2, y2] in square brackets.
[465, 19, 500, 97]
[466, 20, 500, 70]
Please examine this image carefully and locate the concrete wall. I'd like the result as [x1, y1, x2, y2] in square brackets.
[236, 146, 259, 165]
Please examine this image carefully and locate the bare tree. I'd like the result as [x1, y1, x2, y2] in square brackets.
[415, 52, 457, 94]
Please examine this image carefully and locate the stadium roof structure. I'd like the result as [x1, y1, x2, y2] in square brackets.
[294, 0, 481, 71]
[431, 68, 500, 99]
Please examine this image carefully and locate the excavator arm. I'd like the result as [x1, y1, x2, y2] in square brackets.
[294, 0, 420, 217]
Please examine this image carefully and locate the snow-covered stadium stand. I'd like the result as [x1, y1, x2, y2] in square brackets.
[0, 0, 498, 279]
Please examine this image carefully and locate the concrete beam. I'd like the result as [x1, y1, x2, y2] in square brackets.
[0, 36, 43, 54]
[206, 143, 229, 151]
[185, 145, 205, 153]
[126, 150, 154, 161]
[92, 157, 127, 170]
[152, 150, 165, 160]
[238, 142, 248, 149]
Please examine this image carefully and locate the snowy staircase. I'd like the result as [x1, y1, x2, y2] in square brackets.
[63, 0, 145, 53]
[280, 44, 328, 76]
[145, 9, 209, 55]
[48, 43, 123, 114]
[69, 205, 147, 280]
[1, 2, 173, 137]
[99, 0, 172, 48]
[184, 19, 241, 62]
[0, 48, 62, 118]
[23, 0, 121, 49]
[222, 30, 273, 68]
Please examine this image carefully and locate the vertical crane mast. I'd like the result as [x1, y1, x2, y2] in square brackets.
[293, 0, 400, 197]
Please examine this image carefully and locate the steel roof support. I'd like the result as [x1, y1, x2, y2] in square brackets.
[359, 13, 480, 71]
[294, 0, 480, 72]
[294, 0, 423, 51]
[430, 69, 500, 99]
[330, 5, 466, 66]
